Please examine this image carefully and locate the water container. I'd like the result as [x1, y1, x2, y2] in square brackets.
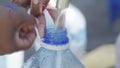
[23, 27, 84, 68]
[23, 9, 84, 68]
[34, 4, 87, 61]
[0, 56, 6, 68]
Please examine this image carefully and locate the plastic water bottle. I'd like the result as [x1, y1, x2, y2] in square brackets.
[23, 28, 84, 68]
[0, 51, 24, 68]
[23, 9, 84, 68]
[34, 4, 87, 61]
[66, 5, 87, 60]
[0, 56, 6, 68]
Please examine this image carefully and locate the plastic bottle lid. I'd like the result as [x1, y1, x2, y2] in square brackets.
[40, 28, 69, 51]
[43, 28, 69, 45]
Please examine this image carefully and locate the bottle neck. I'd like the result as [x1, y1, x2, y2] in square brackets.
[41, 28, 69, 51]
[40, 42, 69, 51]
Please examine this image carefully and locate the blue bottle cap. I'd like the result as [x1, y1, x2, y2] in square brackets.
[43, 28, 69, 45]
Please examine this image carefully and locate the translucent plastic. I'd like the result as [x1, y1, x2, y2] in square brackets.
[23, 27, 84, 68]
[0, 56, 6, 68]
[23, 47, 84, 68]
[66, 5, 87, 60]
[23, 4, 85, 68]
[34, 5, 87, 60]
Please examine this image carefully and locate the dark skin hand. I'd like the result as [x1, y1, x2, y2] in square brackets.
[0, 6, 36, 55]
[12, 0, 50, 37]
[12, 0, 50, 16]
[0, 0, 50, 55]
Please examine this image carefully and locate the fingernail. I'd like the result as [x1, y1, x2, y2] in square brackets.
[33, 0, 39, 5]
[39, 4, 46, 14]
[42, 5, 46, 12]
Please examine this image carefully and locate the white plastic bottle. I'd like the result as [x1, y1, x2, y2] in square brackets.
[23, 8, 84, 68]
[66, 5, 87, 60]
[0, 56, 6, 68]
[0, 51, 24, 68]
[34, 4, 87, 61]
[23, 28, 84, 68]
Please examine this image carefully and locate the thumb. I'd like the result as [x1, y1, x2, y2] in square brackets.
[30, 0, 50, 17]
[14, 12, 37, 50]
[11, 0, 30, 8]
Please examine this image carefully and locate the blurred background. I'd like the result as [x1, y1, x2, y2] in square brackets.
[71, 0, 120, 51]
[0, 0, 120, 68]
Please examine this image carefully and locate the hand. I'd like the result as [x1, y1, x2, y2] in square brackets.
[0, 0, 51, 55]
[0, 5, 36, 55]
[12, 0, 50, 17]
[12, 0, 57, 38]
[11, 0, 50, 36]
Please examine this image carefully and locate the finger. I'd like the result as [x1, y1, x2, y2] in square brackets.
[37, 14, 46, 38]
[30, 0, 40, 17]
[11, 0, 30, 8]
[30, 0, 50, 17]
[15, 15, 37, 50]
[6, 5, 37, 50]
[15, 23, 36, 50]
[0, 5, 37, 54]
[41, 0, 50, 10]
